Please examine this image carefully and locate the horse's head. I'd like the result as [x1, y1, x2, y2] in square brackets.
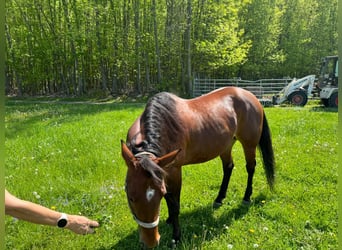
[121, 141, 180, 248]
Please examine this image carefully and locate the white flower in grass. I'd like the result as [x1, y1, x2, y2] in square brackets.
[253, 243, 259, 248]
[227, 244, 233, 249]
[33, 191, 41, 199]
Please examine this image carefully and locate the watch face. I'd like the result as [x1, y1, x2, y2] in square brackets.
[58, 218, 67, 228]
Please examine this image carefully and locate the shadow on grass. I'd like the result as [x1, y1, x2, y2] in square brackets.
[108, 194, 267, 249]
[309, 105, 338, 113]
[5, 101, 144, 139]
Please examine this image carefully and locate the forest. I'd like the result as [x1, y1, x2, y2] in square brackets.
[5, 0, 338, 97]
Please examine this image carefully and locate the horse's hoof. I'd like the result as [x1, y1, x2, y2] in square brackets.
[170, 239, 179, 249]
[242, 199, 251, 206]
[166, 217, 172, 224]
[213, 201, 222, 209]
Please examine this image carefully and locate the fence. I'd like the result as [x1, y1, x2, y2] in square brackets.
[192, 78, 292, 100]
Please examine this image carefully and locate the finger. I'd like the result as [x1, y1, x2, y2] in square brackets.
[82, 228, 91, 235]
[89, 220, 99, 228]
[84, 221, 97, 234]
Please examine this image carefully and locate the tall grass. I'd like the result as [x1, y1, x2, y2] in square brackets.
[5, 100, 337, 249]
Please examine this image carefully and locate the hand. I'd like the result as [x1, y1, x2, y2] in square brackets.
[65, 214, 99, 235]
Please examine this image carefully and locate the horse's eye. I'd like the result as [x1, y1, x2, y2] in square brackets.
[127, 194, 135, 203]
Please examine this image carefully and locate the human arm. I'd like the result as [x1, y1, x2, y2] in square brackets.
[5, 189, 99, 234]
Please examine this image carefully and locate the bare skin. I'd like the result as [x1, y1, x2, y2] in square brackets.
[5, 189, 99, 235]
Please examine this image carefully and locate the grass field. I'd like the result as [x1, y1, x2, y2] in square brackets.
[5, 99, 338, 249]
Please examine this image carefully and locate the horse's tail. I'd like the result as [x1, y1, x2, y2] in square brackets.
[259, 111, 275, 190]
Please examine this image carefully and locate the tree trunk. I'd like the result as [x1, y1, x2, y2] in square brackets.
[95, 1, 108, 94]
[184, 0, 192, 96]
[152, 0, 161, 86]
[134, 0, 141, 94]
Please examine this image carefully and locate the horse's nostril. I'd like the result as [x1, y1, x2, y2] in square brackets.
[140, 242, 153, 249]
[139, 240, 159, 249]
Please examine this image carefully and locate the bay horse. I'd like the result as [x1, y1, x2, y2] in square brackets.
[121, 87, 275, 248]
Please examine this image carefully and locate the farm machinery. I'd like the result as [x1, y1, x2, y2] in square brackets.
[272, 74, 315, 106]
[316, 55, 338, 108]
[272, 55, 338, 107]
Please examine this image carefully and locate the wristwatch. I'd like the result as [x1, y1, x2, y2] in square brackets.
[57, 213, 68, 228]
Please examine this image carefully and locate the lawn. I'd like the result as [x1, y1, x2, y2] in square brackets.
[5, 99, 338, 249]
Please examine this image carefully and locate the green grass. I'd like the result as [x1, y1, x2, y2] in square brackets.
[5, 100, 337, 249]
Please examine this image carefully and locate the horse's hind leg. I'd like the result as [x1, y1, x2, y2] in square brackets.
[242, 146, 257, 203]
[213, 149, 234, 208]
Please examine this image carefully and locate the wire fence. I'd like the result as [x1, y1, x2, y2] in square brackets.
[192, 78, 292, 99]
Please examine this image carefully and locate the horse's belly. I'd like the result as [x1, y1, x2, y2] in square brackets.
[183, 138, 232, 165]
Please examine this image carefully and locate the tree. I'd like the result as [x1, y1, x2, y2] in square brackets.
[5, 0, 338, 97]
[239, 0, 285, 79]
[192, 0, 251, 78]
[279, 0, 337, 77]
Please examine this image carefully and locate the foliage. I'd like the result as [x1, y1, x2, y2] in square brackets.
[239, 0, 286, 79]
[277, 0, 338, 77]
[5, 99, 337, 249]
[5, 0, 338, 96]
[192, 0, 251, 74]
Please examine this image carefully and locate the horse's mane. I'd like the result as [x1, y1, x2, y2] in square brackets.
[139, 157, 166, 187]
[131, 92, 183, 157]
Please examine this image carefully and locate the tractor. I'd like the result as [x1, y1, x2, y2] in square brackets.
[316, 55, 338, 108]
[272, 75, 315, 106]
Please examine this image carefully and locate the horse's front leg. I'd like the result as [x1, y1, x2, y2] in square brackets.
[164, 192, 181, 244]
[164, 167, 182, 246]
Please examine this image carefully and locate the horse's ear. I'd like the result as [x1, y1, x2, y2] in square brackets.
[155, 149, 181, 168]
[121, 140, 135, 164]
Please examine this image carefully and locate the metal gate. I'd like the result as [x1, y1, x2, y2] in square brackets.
[192, 78, 292, 100]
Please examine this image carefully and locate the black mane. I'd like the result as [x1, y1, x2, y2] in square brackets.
[132, 92, 183, 156]
[139, 157, 166, 186]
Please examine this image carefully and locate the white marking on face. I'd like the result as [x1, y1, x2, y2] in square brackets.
[146, 186, 155, 202]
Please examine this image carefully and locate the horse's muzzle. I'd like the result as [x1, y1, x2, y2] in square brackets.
[139, 227, 160, 249]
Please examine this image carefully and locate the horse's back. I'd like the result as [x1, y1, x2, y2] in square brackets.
[198, 87, 261, 106]
[208, 87, 264, 146]
[201, 87, 263, 138]
[171, 87, 263, 164]
[187, 87, 263, 120]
